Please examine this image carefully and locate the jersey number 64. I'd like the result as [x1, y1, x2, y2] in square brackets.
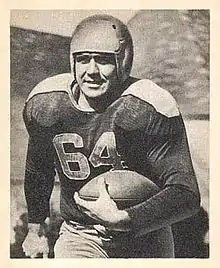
[53, 132, 125, 180]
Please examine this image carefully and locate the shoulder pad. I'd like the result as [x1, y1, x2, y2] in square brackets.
[122, 79, 179, 118]
[26, 73, 73, 102]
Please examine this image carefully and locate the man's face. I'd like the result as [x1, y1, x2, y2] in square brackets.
[74, 52, 118, 99]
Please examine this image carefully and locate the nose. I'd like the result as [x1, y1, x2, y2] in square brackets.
[86, 58, 99, 75]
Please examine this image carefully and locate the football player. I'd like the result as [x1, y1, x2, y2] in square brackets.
[22, 14, 200, 258]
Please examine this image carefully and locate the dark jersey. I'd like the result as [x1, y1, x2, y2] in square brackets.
[23, 73, 200, 235]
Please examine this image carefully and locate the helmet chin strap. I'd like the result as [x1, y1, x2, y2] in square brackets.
[115, 41, 131, 84]
[114, 54, 122, 83]
[70, 52, 75, 76]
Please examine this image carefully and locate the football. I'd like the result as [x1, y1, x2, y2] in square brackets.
[78, 170, 160, 209]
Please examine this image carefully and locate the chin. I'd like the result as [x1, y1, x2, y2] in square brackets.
[82, 87, 108, 99]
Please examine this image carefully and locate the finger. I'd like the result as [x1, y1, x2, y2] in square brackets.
[22, 248, 34, 258]
[74, 192, 91, 209]
[74, 192, 82, 204]
[29, 252, 38, 258]
[43, 253, 48, 258]
[98, 177, 110, 199]
[80, 210, 97, 220]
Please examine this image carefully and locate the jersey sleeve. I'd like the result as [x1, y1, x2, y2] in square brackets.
[119, 80, 201, 236]
[23, 98, 56, 224]
[125, 114, 200, 236]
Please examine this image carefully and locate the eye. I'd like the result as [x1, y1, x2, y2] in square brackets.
[75, 55, 90, 64]
[95, 55, 115, 65]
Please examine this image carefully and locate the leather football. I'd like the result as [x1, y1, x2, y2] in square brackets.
[78, 170, 160, 209]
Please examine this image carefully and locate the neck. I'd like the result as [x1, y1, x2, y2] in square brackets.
[78, 93, 96, 112]
[78, 91, 118, 112]
[75, 77, 137, 112]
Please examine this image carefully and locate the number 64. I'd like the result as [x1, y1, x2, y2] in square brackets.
[53, 132, 124, 180]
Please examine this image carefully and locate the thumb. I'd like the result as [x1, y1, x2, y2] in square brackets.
[98, 177, 110, 199]
[74, 191, 89, 208]
[74, 192, 83, 205]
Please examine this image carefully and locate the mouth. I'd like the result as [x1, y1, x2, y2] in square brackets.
[84, 80, 104, 88]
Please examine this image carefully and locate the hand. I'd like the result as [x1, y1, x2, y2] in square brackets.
[22, 223, 49, 258]
[74, 177, 131, 231]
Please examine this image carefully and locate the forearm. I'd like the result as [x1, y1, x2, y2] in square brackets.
[125, 185, 200, 236]
[25, 170, 55, 223]
[105, 185, 200, 234]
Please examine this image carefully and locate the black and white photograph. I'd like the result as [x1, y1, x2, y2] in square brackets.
[10, 10, 209, 259]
